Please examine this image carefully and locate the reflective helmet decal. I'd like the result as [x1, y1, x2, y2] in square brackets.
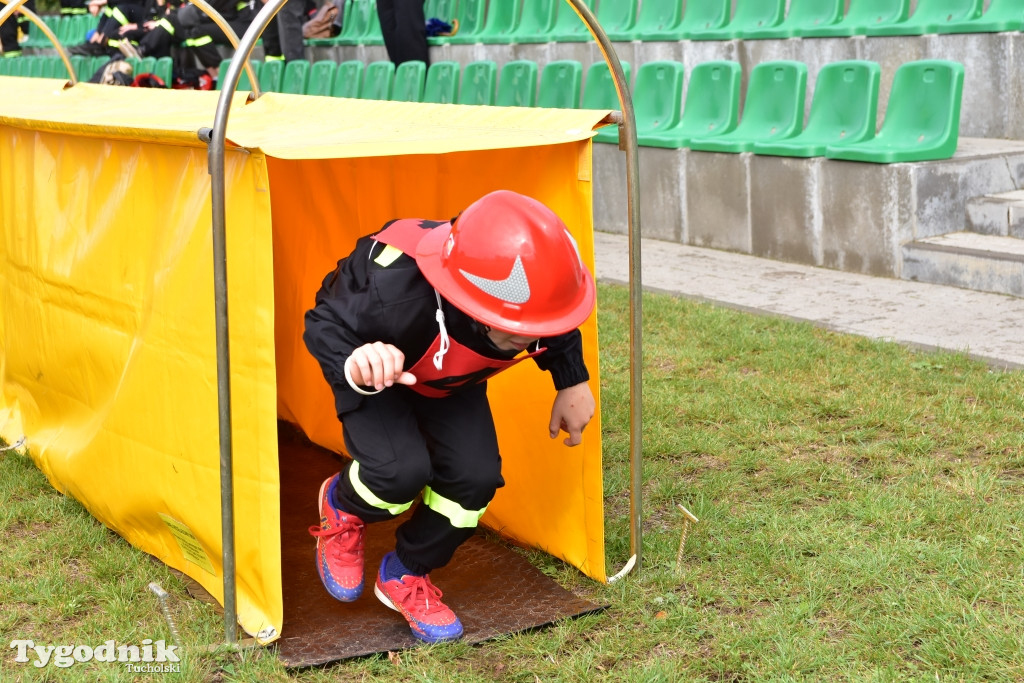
[459, 254, 532, 305]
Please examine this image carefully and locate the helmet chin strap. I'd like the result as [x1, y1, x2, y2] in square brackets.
[432, 290, 450, 371]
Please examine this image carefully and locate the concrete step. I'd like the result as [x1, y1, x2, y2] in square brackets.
[965, 190, 1024, 237]
[902, 232, 1024, 298]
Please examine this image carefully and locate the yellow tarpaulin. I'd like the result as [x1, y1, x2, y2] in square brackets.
[0, 78, 612, 641]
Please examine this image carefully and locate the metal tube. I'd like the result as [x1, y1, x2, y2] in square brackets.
[206, 0, 290, 647]
[0, 0, 76, 84]
[564, 0, 643, 576]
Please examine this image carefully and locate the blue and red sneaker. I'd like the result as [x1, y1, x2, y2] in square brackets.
[308, 473, 365, 602]
[374, 552, 464, 644]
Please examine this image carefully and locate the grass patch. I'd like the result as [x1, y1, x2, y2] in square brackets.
[2, 283, 1023, 681]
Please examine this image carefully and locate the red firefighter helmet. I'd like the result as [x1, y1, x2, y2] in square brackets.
[414, 190, 596, 337]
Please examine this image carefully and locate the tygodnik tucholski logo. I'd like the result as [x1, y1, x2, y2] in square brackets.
[9, 639, 181, 672]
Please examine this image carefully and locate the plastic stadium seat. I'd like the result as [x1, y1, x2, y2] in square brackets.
[0, 59, 11, 77]
[581, 61, 632, 143]
[632, 0, 685, 42]
[639, 60, 741, 148]
[864, 0, 982, 35]
[69, 55, 88, 80]
[689, 60, 808, 153]
[332, 60, 364, 97]
[361, 1, 385, 45]
[306, 60, 337, 96]
[496, 60, 538, 107]
[422, 60, 460, 103]
[337, 0, 377, 45]
[537, 60, 582, 109]
[154, 56, 173, 86]
[391, 60, 426, 101]
[260, 59, 285, 92]
[825, 60, 964, 163]
[743, 0, 844, 39]
[598, 0, 639, 42]
[507, 0, 558, 44]
[281, 59, 310, 94]
[801, 0, 909, 37]
[932, 0, 1024, 33]
[361, 60, 395, 99]
[474, 0, 521, 44]
[137, 56, 156, 74]
[616, 60, 685, 146]
[549, 0, 595, 42]
[754, 61, 881, 157]
[690, 0, 785, 40]
[458, 60, 497, 105]
[424, 0, 464, 45]
[28, 56, 46, 78]
[441, 0, 486, 44]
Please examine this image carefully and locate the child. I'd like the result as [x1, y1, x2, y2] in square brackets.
[303, 190, 596, 643]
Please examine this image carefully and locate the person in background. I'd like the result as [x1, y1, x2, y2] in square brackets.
[376, 0, 427, 66]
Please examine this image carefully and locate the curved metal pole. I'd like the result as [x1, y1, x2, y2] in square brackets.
[205, 0, 289, 647]
[564, 0, 643, 580]
[184, 0, 261, 98]
[0, 0, 77, 85]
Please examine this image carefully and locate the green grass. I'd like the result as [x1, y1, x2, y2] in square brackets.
[2, 283, 1023, 681]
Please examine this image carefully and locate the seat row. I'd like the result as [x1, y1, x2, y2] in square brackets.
[615, 58, 965, 164]
[313, 0, 1024, 48]
[0, 53, 174, 83]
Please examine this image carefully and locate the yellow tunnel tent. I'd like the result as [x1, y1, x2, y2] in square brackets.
[0, 77, 612, 642]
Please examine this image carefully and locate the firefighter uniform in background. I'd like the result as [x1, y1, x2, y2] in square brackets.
[0, 0, 35, 58]
[303, 190, 597, 644]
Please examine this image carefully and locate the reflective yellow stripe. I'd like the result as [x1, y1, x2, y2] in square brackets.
[265, 54, 284, 61]
[349, 462, 413, 516]
[184, 35, 213, 47]
[157, 17, 175, 35]
[422, 487, 486, 528]
[101, 6, 113, 17]
[112, 6, 128, 24]
[373, 244, 403, 267]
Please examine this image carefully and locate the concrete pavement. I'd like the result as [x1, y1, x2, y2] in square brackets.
[593, 231, 1024, 370]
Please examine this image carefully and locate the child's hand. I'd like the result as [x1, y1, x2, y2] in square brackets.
[549, 382, 595, 447]
[346, 342, 417, 391]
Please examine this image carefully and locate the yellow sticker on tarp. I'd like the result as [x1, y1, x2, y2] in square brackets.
[158, 514, 216, 576]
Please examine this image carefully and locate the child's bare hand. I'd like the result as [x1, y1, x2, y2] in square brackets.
[346, 342, 416, 391]
[549, 382, 595, 447]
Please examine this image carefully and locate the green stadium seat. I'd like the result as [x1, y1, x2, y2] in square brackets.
[124, 56, 141, 78]
[0, 58, 11, 77]
[137, 56, 156, 74]
[260, 59, 285, 92]
[631, 0, 685, 42]
[422, 60, 460, 103]
[440, 0, 486, 44]
[391, 60, 426, 101]
[932, 0, 1024, 32]
[281, 59, 310, 94]
[361, 1, 385, 44]
[87, 55, 109, 79]
[424, 0, 459, 45]
[473, 0, 521, 44]
[609, 60, 685, 146]
[549, 0, 595, 42]
[825, 60, 964, 163]
[337, 0, 377, 45]
[28, 56, 47, 78]
[9, 57, 29, 77]
[68, 54, 87, 80]
[689, 60, 807, 153]
[495, 59, 538, 107]
[600, 0, 640, 42]
[638, 60, 741, 149]
[742, 0, 844, 39]
[674, 0, 731, 38]
[361, 60, 395, 99]
[754, 60, 881, 158]
[217, 59, 261, 91]
[457, 60, 497, 105]
[507, 0, 558, 44]
[332, 59, 364, 97]
[802, 0, 909, 37]
[864, 0, 981, 35]
[154, 56, 173, 86]
[537, 59, 582, 109]
[690, 0, 786, 40]
[306, 60, 337, 96]
[581, 61, 632, 143]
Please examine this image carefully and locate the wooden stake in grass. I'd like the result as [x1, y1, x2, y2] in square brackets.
[674, 504, 699, 574]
